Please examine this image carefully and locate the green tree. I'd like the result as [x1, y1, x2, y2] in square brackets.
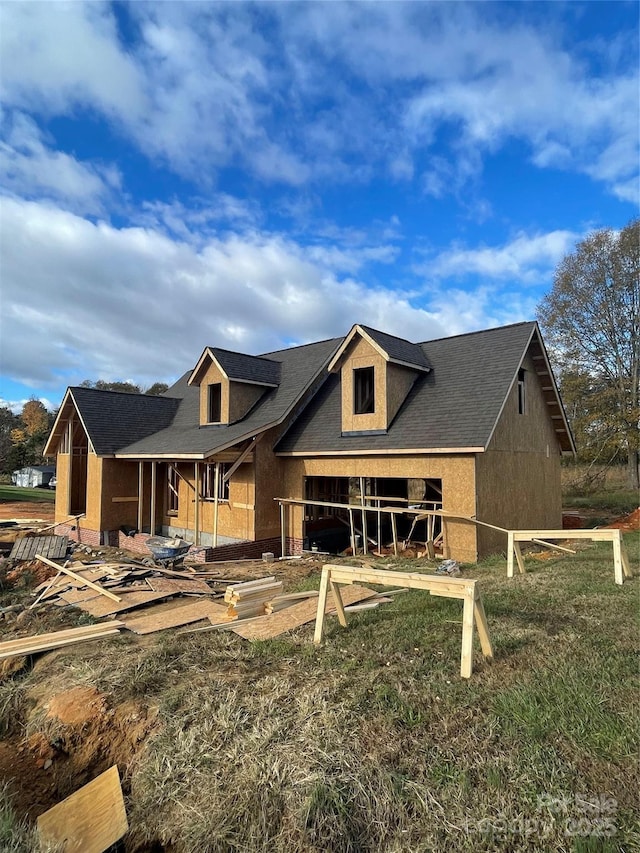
[8, 399, 52, 471]
[537, 218, 640, 489]
[0, 406, 20, 476]
[145, 382, 169, 396]
[80, 379, 143, 394]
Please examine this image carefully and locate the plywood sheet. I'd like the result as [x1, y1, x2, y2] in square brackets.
[231, 585, 377, 640]
[145, 576, 215, 595]
[37, 765, 128, 853]
[122, 600, 229, 634]
[74, 591, 174, 618]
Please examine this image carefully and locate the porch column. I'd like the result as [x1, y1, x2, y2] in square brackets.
[150, 462, 156, 536]
[213, 462, 220, 548]
[280, 501, 286, 557]
[137, 462, 144, 531]
[194, 462, 200, 546]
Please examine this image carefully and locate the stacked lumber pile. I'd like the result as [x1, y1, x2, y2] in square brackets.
[224, 577, 283, 618]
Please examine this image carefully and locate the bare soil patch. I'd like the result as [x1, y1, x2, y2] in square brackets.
[0, 501, 55, 522]
[606, 507, 640, 531]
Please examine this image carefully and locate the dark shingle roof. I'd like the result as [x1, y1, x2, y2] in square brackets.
[276, 322, 537, 453]
[69, 388, 181, 455]
[210, 349, 281, 386]
[114, 336, 341, 457]
[360, 325, 431, 371]
[64, 322, 555, 459]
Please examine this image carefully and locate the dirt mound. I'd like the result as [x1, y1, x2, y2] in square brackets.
[1, 686, 157, 821]
[606, 507, 640, 531]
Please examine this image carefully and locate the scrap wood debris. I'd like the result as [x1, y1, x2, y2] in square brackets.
[1, 552, 407, 657]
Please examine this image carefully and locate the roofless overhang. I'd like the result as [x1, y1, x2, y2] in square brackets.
[43, 389, 95, 456]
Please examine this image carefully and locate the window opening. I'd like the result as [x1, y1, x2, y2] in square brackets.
[208, 383, 222, 422]
[354, 366, 375, 414]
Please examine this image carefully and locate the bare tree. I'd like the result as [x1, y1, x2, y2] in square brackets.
[537, 218, 639, 489]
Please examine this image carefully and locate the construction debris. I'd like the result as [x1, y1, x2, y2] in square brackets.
[10, 535, 68, 561]
[37, 764, 128, 853]
[0, 622, 124, 661]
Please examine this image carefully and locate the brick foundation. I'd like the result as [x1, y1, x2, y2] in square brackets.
[56, 524, 303, 564]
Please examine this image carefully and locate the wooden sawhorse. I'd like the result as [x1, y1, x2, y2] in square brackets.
[507, 528, 633, 585]
[313, 565, 493, 679]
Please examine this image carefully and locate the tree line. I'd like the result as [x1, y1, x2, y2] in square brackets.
[0, 382, 169, 477]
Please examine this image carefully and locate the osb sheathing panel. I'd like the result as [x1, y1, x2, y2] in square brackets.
[54, 452, 71, 522]
[254, 425, 290, 540]
[99, 459, 149, 531]
[81, 453, 103, 531]
[162, 459, 256, 541]
[475, 349, 562, 556]
[228, 381, 265, 424]
[386, 364, 417, 426]
[198, 360, 229, 424]
[281, 455, 479, 563]
[340, 336, 388, 433]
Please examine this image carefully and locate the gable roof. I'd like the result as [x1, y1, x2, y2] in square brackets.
[45, 321, 574, 461]
[189, 347, 281, 387]
[328, 323, 431, 373]
[44, 387, 181, 456]
[276, 322, 574, 455]
[115, 336, 341, 458]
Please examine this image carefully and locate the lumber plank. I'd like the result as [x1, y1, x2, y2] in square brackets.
[122, 600, 229, 634]
[35, 555, 121, 603]
[0, 622, 123, 660]
[37, 765, 128, 853]
[235, 585, 377, 641]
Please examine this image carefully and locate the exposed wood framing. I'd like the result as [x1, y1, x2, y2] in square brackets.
[313, 564, 493, 679]
[137, 461, 144, 530]
[150, 462, 156, 536]
[194, 461, 200, 546]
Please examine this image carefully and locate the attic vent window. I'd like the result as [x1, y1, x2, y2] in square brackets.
[517, 368, 526, 415]
[354, 366, 375, 415]
[208, 383, 221, 423]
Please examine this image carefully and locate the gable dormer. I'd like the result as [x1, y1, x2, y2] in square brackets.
[328, 325, 431, 435]
[188, 347, 281, 426]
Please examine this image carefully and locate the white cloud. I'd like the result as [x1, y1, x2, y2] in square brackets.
[0, 197, 446, 397]
[0, 1, 146, 120]
[421, 230, 580, 285]
[0, 397, 56, 415]
[0, 111, 119, 214]
[0, 2, 635, 198]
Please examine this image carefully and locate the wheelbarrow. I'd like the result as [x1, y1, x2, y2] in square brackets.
[144, 536, 192, 569]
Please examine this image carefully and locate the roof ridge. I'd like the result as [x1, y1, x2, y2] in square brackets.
[419, 320, 536, 345]
[211, 346, 280, 362]
[70, 386, 176, 400]
[259, 335, 343, 359]
[359, 323, 421, 346]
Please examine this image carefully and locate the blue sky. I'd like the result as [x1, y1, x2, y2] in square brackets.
[1, 1, 638, 413]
